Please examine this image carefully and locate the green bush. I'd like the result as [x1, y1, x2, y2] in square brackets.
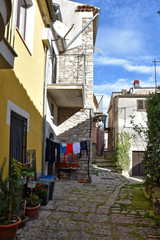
[114, 132, 131, 171]
[145, 91, 160, 184]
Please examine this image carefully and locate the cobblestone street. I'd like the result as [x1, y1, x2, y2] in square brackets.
[16, 168, 160, 240]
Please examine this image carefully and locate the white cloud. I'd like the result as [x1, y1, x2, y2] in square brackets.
[96, 27, 143, 56]
[94, 77, 156, 111]
[94, 54, 160, 75]
[124, 64, 153, 74]
[94, 78, 132, 94]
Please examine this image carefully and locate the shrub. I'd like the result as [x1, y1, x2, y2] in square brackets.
[114, 132, 131, 171]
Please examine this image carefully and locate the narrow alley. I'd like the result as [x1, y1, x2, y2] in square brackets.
[16, 168, 160, 240]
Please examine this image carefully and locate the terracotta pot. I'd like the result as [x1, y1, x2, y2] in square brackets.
[0, 216, 21, 240]
[18, 215, 29, 228]
[22, 204, 40, 219]
[68, 163, 79, 168]
[56, 162, 67, 168]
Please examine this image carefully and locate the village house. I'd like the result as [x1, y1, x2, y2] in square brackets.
[0, 0, 100, 181]
[44, 0, 100, 181]
[108, 80, 155, 176]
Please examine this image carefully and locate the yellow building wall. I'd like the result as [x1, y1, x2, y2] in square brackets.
[0, 2, 46, 177]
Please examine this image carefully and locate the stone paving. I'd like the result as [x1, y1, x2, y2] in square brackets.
[16, 168, 160, 240]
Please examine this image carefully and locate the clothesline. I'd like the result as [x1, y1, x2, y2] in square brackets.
[45, 139, 89, 164]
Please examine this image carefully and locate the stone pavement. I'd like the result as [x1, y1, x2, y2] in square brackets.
[16, 168, 160, 240]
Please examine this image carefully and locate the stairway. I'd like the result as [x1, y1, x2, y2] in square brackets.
[94, 156, 118, 173]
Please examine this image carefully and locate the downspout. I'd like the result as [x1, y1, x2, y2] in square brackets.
[42, 46, 48, 175]
[88, 108, 92, 182]
[38, 0, 51, 175]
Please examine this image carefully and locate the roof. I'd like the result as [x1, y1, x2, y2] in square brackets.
[117, 94, 149, 98]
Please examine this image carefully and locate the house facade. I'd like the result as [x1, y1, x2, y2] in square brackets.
[44, 0, 100, 181]
[0, 0, 100, 181]
[0, 0, 60, 177]
[108, 80, 155, 176]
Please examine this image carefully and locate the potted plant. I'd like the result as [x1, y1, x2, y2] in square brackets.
[21, 166, 35, 182]
[22, 193, 41, 219]
[34, 183, 49, 206]
[0, 158, 22, 240]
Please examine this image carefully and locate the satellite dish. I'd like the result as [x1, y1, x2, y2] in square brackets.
[53, 20, 69, 39]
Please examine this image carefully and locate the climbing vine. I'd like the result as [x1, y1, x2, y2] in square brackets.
[145, 90, 160, 184]
[114, 132, 131, 171]
[130, 90, 160, 184]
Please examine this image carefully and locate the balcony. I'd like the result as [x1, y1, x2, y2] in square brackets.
[47, 54, 85, 108]
[47, 84, 84, 108]
[0, 0, 17, 69]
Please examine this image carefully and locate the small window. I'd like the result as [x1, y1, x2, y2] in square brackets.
[137, 100, 147, 111]
[16, 0, 33, 40]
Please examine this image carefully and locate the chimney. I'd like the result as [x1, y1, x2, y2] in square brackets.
[134, 80, 140, 88]
[121, 89, 127, 94]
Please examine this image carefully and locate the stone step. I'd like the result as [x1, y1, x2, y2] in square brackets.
[96, 162, 117, 166]
[98, 166, 118, 173]
[96, 160, 116, 165]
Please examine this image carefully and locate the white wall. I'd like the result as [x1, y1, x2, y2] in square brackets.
[53, 0, 93, 49]
[117, 97, 148, 175]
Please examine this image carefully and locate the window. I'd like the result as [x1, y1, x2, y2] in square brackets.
[137, 99, 147, 111]
[9, 111, 27, 172]
[16, 0, 33, 40]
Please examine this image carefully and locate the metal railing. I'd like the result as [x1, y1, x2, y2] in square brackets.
[4, 0, 16, 50]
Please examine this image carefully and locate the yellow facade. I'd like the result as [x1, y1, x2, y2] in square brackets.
[0, 1, 46, 177]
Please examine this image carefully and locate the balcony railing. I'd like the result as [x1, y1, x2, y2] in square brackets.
[0, 0, 17, 69]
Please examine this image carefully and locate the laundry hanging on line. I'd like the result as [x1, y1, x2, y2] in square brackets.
[46, 139, 88, 163]
[45, 138, 60, 163]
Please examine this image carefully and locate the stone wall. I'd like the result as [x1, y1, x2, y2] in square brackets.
[57, 18, 94, 180]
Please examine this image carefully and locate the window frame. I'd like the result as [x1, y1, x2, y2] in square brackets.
[137, 99, 147, 111]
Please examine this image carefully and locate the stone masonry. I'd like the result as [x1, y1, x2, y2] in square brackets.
[57, 17, 94, 180]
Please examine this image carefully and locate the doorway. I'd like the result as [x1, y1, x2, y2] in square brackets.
[132, 151, 145, 176]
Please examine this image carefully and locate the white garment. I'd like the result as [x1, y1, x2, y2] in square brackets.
[61, 143, 67, 147]
[73, 142, 80, 154]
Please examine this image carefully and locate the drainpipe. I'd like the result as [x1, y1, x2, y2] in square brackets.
[88, 108, 92, 182]
[42, 46, 48, 175]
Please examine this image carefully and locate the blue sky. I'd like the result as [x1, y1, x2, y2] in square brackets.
[71, 0, 160, 112]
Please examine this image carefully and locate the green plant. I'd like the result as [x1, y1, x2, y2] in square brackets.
[21, 168, 35, 177]
[34, 183, 48, 201]
[114, 131, 131, 171]
[130, 89, 160, 185]
[0, 158, 22, 225]
[25, 194, 41, 207]
[145, 90, 160, 184]
[10, 158, 21, 180]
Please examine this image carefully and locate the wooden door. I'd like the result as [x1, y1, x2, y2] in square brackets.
[132, 151, 145, 176]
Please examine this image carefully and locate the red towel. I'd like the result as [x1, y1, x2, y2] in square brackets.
[64, 143, 73, 162]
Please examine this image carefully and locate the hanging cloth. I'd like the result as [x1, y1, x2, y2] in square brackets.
[73, 142, 80, 154]
[45, 139, 60, 163]
[79, 141, 88, 158]
[60, 143, 67, 153]
[64, 143, 73, 163]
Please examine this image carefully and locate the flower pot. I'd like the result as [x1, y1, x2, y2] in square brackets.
[56, 162, 67, 168]
[18, 215, 29, 228]
[68, 163, 79, 168]
[22, 204, 40, 219]
[0, 216, 21, 240]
